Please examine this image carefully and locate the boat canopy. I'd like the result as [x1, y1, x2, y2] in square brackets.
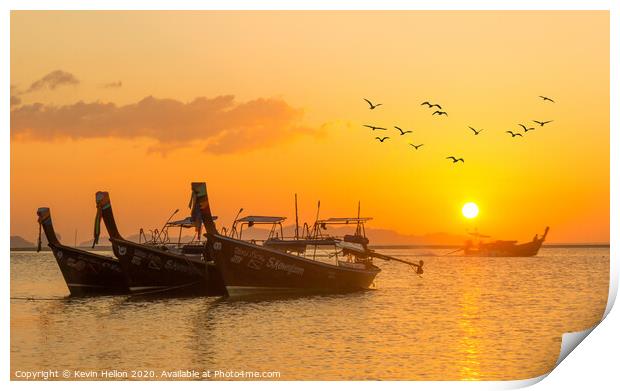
[236, 216, 286, 224]
[316, 217, 373, 224]
[311, 216, 371, 242]
[230, 215, 286, 240]
[168, 216, 218, 228]
[468, 232, 491, 238]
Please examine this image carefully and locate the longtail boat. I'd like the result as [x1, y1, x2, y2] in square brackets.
[462, 227, 550, 257]
[36, 207, 128, 295]
[309, 216, 425, 271]
[232, 215, 336, 253]
[94, 191, 227, 295]
[138, 213, 219, 261]
[192, 182, 422, 296]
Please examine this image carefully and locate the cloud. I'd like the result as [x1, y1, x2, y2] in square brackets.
[26, 70, 79, 93]
[10, 95, 21, 107]
[102, 81, 122, 89]
[11, 95, 319, 154]
[10, 85, 22, 107]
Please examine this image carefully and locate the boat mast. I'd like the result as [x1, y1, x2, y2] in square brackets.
[312, 200, 321, 238]
[356, 200, 361, 236]
[294, 193, 299, 240]
[231, 208, 243, 238]
[155, 208, 179, 243]
[312, 200, 320, 261]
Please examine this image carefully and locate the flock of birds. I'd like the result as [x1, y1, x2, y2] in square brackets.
[362, 95, 555, 165]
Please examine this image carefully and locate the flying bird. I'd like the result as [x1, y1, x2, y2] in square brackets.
[518, 123, 535, 132]
[364, 98, 382, 110]
[364, 125, 387, 131]
[468, 126, 483, 135]
[432, 111, 448, 116]
[421, 101, 442, 109]
[375, 136, 390, 142]
[409, 143, 424, 150]
[446, 156, 464, 163]
[539, 96, 555, 103]
[533, 120, 553, 127]
[506, 131, 523, 138]
[394, 126, 413, 135]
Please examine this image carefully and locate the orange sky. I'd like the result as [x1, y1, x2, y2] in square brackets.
[10, 11, 610, 244]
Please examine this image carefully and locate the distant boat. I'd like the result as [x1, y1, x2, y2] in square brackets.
[94, 191, 227, 295]
[462, 227, 550, 257]
[191, 183, 382, 296]
[36, 207, 129, 296]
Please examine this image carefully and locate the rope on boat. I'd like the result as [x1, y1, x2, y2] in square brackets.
[11, 296, 68, 301]
[128, 281, 202, 296]
[442, 248, 464, 256]
[12, 281, 202, 300]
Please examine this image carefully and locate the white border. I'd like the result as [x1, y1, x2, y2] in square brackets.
[2, 1, 617, 390]
[1, 0, 616, 11]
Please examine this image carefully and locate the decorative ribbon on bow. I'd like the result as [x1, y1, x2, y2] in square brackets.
[36, 209, 50, 253]
[92, 192, 110, 248]
[37, 221, 42, 252]
[92, 206, 102, 248]
[188, 190, 203, 237]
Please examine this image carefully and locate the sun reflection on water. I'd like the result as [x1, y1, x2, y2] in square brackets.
[457, 265, 482, 380]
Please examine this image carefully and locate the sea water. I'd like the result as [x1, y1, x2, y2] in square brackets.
[10, 247, 608, 380]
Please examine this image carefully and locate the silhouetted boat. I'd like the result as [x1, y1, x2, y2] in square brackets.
[94, 191, 227, 295]
[137, 213, 219, 262]
[462, 227, 550, 257]
[309, 216, 425, 272]
[230, 215, 337, 253]
[192, 182, 388, 296]
[36, 207, 128, 295]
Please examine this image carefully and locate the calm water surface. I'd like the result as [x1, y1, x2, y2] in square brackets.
[10, 247, 608, 380]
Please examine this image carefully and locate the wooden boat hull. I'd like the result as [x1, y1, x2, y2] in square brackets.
[96, 190, 227, 296]
[37, 207, 128, 296]
[463, 240, 544, 257]
[463, 227, 549, 257]
[207, 234, 380, 296]
[110, 237, 227, 295]
[263, 238, 337, 253]
[49, 243, 129, 295]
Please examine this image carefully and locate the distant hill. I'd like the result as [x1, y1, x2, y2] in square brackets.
[28, 224, 465, 248]
[10, 236, 35, 248]
[220, 224, 466, 246]
[78, 233, 198, 247]
[10, 234, 65, 249]
[73, 225, 464, 246]
[79, 234, 137, 247]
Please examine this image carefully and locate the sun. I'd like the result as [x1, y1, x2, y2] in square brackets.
[462, 202, 479, 219]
